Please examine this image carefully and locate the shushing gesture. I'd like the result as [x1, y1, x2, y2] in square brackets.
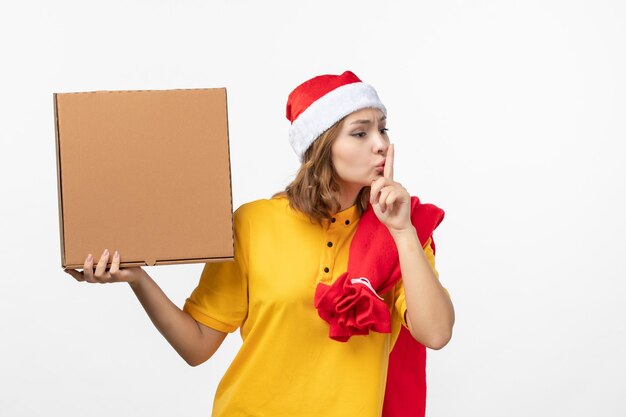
[369, 144, 412, 233]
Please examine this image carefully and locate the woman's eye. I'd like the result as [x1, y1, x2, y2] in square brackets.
[351, 132, 366, 138]
[380, 128, 389, 135]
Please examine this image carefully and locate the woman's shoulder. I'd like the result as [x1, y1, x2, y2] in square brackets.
[234, 195, 290, 220]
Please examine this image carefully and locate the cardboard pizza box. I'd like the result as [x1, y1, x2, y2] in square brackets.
[54, 88, 234, 269]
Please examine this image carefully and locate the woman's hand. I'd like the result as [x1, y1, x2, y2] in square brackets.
[64, 249, 147, 285]
[370, 144, 412, 234]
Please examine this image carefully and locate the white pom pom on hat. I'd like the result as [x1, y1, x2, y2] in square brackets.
[286, 70, 387, 162]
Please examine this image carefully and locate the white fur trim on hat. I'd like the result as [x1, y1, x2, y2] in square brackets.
[288, 82, 387, 161]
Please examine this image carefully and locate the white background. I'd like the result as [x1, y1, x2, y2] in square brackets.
[1, 0, 625, 416]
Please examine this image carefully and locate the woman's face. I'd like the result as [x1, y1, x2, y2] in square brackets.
[331, 107, 390, 188]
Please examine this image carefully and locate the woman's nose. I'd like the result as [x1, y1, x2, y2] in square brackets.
[373, 133, 389, 154]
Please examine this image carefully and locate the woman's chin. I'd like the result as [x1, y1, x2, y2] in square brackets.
[339, 174, 378, 188]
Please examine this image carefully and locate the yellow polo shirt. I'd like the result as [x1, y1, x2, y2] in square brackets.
[183, 196, 439, 417]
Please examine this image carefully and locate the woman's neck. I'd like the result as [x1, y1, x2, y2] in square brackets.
[336, 184, 363, 212]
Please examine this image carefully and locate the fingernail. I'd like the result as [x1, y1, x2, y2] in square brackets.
[87, 254, 93, 262]
[103, 249, 109, 256]
[114, 250, 119, 258]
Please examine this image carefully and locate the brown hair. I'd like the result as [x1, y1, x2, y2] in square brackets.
[272, 117, 371, 225]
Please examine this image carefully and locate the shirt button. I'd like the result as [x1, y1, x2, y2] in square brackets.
[324, 267, 330, 273]
[345, 219, 350, 225]
[327, 242, 333, 247]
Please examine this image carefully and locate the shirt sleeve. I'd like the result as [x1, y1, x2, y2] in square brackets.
[183, 206, 250, 333]
[394, 236, 449, 330]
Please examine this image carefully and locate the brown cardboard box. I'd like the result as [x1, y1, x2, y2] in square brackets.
[54, 88, 234, 269]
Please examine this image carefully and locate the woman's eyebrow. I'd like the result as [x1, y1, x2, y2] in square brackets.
[349, 115, 387, 125]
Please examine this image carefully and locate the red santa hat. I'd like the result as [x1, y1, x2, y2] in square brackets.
[286, 70, 387, 161]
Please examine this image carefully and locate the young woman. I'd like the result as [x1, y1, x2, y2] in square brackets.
[64, 71, 455, 417]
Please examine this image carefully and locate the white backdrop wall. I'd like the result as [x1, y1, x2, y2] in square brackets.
[1, 1, 624, 416]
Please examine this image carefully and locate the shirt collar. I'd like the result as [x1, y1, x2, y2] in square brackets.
[274, 195, 360, 227]
[329, 204, 360, 229]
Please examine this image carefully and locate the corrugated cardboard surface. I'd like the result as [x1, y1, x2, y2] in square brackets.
[55, 88, 234, 269]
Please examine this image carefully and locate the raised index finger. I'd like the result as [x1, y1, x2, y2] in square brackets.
[384, 143, 394, 180]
